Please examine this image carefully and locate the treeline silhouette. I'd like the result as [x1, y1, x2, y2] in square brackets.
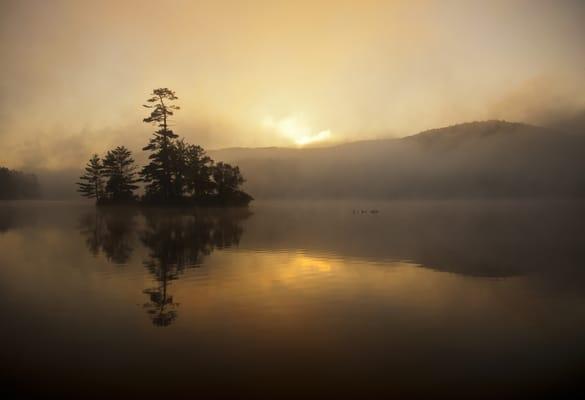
[78, 207, 250, 326]
[0, 167, 40, 200]
[77, 88, 252, 206]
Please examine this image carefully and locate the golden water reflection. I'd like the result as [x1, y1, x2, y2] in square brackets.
[1, 201, 585, 396]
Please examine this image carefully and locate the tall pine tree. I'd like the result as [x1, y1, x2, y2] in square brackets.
[141, 88, 180, 201]
[77, 154, 104, 202]
[76, 87, 252, 207]
[102, 146, 139, 202]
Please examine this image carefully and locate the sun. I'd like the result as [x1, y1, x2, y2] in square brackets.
[263, 114, 332, 147]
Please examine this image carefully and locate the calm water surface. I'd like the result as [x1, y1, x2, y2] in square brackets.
[1, 200, 584, 397]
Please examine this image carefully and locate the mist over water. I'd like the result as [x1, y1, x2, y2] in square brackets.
[2, 1, 585, 396]
[1, 200, 584, 396]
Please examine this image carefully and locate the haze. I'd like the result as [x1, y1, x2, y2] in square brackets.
[1, 0, 585, 171]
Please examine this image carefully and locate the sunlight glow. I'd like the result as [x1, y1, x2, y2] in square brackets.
[263, 115, 332, 146]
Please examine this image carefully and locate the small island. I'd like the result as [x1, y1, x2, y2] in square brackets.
[77, 88, 252, 207]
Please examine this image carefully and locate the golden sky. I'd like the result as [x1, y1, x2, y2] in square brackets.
[1, 0, 584, 170]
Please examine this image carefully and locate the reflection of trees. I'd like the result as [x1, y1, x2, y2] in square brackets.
[78, 207, 137, 264]
[140, 209, 249, 327]
[0, 206, 38, 233]
[0, 207, 15, 233]
[79, 206, 250, 327]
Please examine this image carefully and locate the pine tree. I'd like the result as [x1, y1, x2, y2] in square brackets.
[102, 146, 139, 202]
[77, 154, 104, 202]
[141, 88, 181, 201]
[74, 87, 252, 207]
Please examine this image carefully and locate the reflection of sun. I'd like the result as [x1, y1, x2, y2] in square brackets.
[263, 115, 331, 146]
[295, 254, 333, 272]
[275, 253, 335, 283]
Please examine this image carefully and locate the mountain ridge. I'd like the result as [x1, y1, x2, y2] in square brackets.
[210, 120, 566, 160]
[209, 120, 585, 199]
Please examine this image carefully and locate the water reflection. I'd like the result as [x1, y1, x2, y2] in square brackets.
[0, 203, 40, 233]
[1, 200, 585, 396]
[242, 200, 585, 281]
[78, 207, 250, 326]
[78, 208, 138, 263]
[4, 200, 582, 286]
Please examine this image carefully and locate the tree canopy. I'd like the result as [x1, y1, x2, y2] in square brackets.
[77, 154, 104, 201]
[102, 146, 139, 202]
[77, 88, 252, 206]
[141, 88, 180, 201]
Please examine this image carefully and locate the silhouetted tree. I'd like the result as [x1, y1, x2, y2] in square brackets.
[212, 162, 251, 204]
[177, 142, 215, 199]
[213, 162, 243, 194]
[76, 154, 104, 202]
[141, 88, 181, 201]
[170, 139, 188, 199]
[76, 87, 252, 207]
[102, 146, 139, 202]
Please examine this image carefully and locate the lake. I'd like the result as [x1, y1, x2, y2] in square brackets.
[1, 200, 584, 397]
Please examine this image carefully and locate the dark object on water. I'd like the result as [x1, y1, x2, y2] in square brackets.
[352, 209, 380, 214]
